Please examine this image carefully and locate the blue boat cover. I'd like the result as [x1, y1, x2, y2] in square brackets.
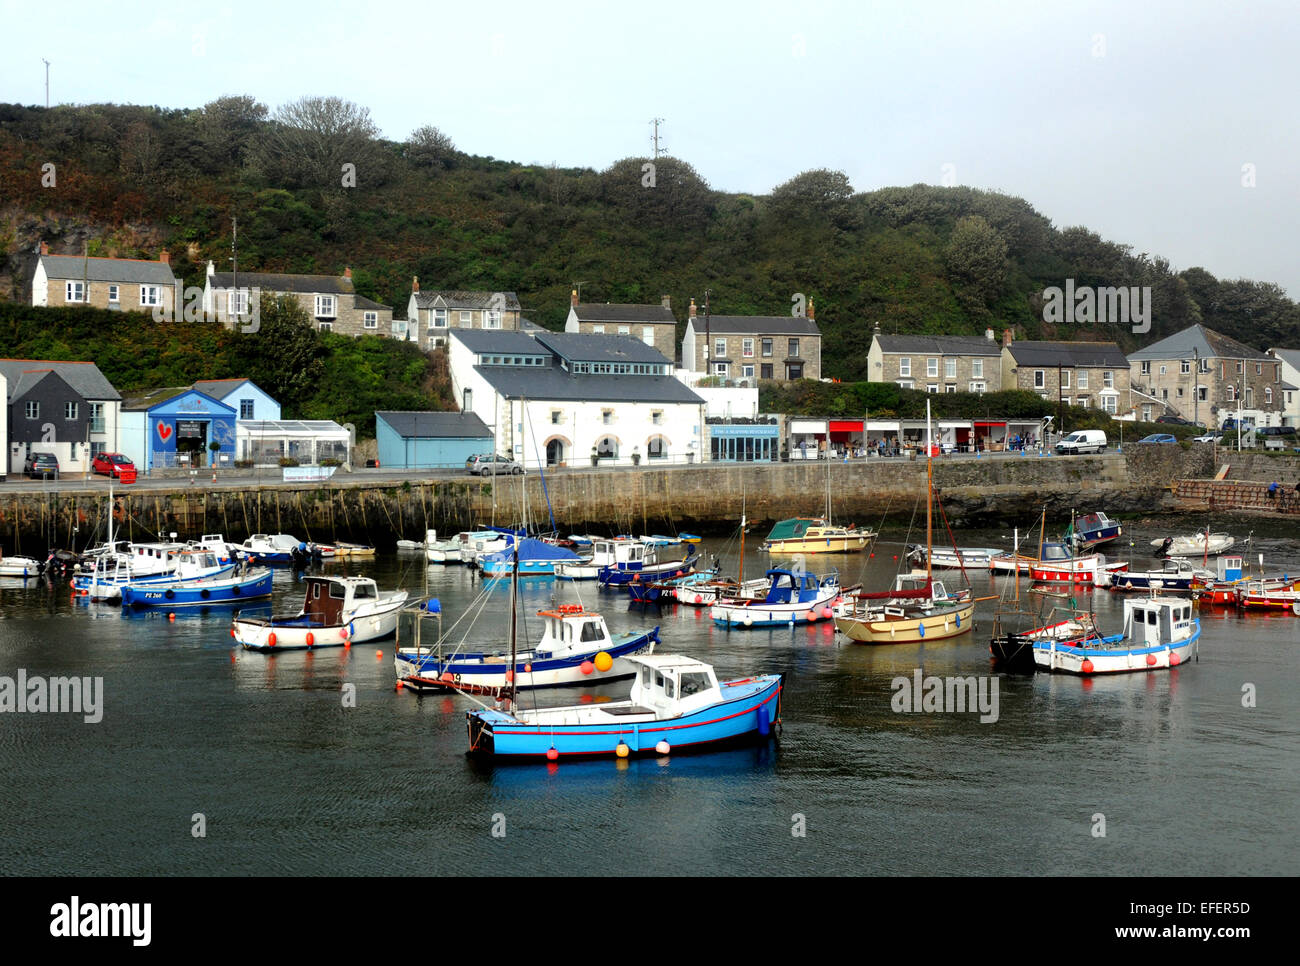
[482, 538, 580, 566]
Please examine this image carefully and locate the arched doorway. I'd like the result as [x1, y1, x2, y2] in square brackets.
[596, 436, 619, 459]
[546, 438, 565, 466]
[646, 435, 669, 460]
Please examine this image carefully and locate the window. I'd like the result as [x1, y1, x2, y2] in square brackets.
[760, 364, 773, 379]
[64, 402, 78, 420]
[1198, 387, 1208, 401]
[1265, 387, 1273, 405]
[1078, 397, 1089, 409]
[643, 327, 654, 346]
[1140, 361, 1151, 375]
[927, 358, 939, 377]
[741, 364, 755, 380]
[1256, 363, 1262, 375]
[927, 384, 939, 394]
[969, 381, 986, 394]
[430, 308, 447, 328]
[788, 339, 799, 357]
[363, 312, 378, 329]
[108, 284, 119, 303]
[139, 285, 161, 306]
[1159, 365, 1167, 375]
[944, 384, 956, 393]
[1103, 370, 1114, 389]
[899, 357, 911, 377]
[240, 399, 254, 419]
[65, 281, 85, 303]
[1236, 361, 1243, 373]
[1161, 388, 1168, 399]
[314, 295, 336, 318]
[1245, 388, 1253, 407]
[761, 338, 773, 357]
[786, 362, 803, 379]
[715, 339, 726, 358]
[486, 311, 502, 329]
[1142, 405, 1153, 421]
[743, 338, 754, 358]
[602, 410, 614, 425]
[972, 359, 983, 379]
[1033, 370, 1046, 389]
[897, 380, 913, 389]
[228, 289, 249, 317]
[459, 311, 473, 326]
[592, 324, 604, 334]
[944, 358, 956, 379]
[89, 402, 105, 432]
[551, 410, 562, 425]
[713, 362, 730, 377]
[1199, 359, 1210, 373]
[1176, 387, 1185, 397]
[1061, 370, 1071, 389]
[1227, 385, 1236, 402]
[1181, 360, 1191, 374]
[25, 401, 38, 419]
[1101, 395, 1117, 414]
[617, 324, 630, 335]
[652, 410, 663, 425]
[318, 321, 333, 332]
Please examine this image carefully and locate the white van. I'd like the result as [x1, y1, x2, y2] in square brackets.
[1054, 430, 1107, 454]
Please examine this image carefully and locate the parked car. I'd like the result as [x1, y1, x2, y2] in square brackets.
[465, 454, 525, 476]
[91, 452, 136, 479]
[1135, 434, 1178, 444]
[1156, 414, 1195, 425]
[1255, 426, 1296, 438]
[1192, 432, 1223, 443]
[24, 452, 60, 478]
[1054, 430, 1107, 455]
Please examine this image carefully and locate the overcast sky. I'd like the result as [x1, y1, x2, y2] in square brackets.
[5, 0, 1298, 297]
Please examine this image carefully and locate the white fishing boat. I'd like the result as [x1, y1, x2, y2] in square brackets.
[908, 545, 1001, 570]
[73, 548, 234, 601]
[0, 553, 45, 578]
[1034, 595, 1200, 674]
[233, 575, 408, 651]
[554, 537, 641, 581]
[710, 567, 842, 627]
[1151, 531, 1235, 557]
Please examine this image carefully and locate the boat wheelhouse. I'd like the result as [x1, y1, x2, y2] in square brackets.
[760, 517, 872, 555]
[465, 654, 782, 760]
[1069, 512, 1123, 549]
[1033, 596, 1200, 675]
[233, 575, 408, 651]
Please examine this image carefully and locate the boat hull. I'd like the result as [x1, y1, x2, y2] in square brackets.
[763, 535, 868, 554]
[121, 570, 273, 608]
[835, 601, 976, 645]
[466, 676, 781, 759]
[711, 586, 840, 627]
[235, 595, 406, 651]
[1034, 625, 1200, 674]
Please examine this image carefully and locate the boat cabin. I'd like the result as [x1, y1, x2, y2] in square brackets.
[763, 568, 834, 604]
[627, 655, 721, 715]
[1216, 556, 1243, 581]
[1121, 598, 1195, 647]
[534, 604, 611, 656]
[1039, 542, 1076, 563]
[299, 576, 378, 625]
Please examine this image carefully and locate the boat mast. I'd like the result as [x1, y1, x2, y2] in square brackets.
[926, 400, 933, 582]
[739, 490, 746, 586]
[507, 540, 519, 708]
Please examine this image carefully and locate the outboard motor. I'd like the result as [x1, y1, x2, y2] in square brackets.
[310, 543, 324, 565]
[1155, 537, 1174, 558]
[290, 544, 309, 571]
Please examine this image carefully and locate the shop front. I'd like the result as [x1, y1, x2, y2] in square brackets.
[708, 421, 779, 462]
[788, 418, 827, 459]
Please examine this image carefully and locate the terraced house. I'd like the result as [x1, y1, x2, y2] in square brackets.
[30, 242, 179, 316]
[999, 333, 1131, 414]
[203, 262, 393, 337]
[867, 328, 1004, 393]
[563, 293, 678, 362]
[681, 299, 821, 383]
[406, 279, 522, 350]
[0, 358, 122, 475]
[1128, 324, 1285, 426]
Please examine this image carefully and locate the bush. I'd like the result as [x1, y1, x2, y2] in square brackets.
[318, 458, 341, 467]
[234, 459, 254, 468]
[278, 457, 300, 467]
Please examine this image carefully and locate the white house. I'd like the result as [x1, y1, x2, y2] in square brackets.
[448, 329, 705, 467]
[1266, 348, 1300, 427]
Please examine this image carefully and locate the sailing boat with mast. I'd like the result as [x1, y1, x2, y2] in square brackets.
[834, 401, 977, 645]
[761, 454, 874, 554]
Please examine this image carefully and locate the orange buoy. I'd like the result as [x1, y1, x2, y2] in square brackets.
[615, 742, 630, 758]
[505, 670, 515, 683]
[305, 631, 314, 646]
[546, 747, 559, 761]
[579, 660, 594, 675]
[523, 663, 532, 673]
[375, 650, 383, 660]
[1170, 652, 1181, 666]
[168, 613, 175, 622]
[1146, 654, 1157, 666]
[804, 610, 816, 622]
[267, 632, 277, 647]
[593, 651, 613, 672]
[1080, 658, 1094, 674]
[395, 680, 404, 689]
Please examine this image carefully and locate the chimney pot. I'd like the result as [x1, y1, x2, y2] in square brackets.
[344, 266, 352, 279]
[159, 249, 170, 265]
[807, 297, 815, 321]
[985, 328, 995, 341]
[1002, 328, 1013, 347]
[571, 288, 579, 308]
[39, 241, 48, 256]
[413, 275, 419, 293]
[689, 298, 697, 319]
[661, 294, 672, 311]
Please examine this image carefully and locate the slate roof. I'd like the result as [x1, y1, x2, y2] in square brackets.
[689, 315, 821, 336]
[449, 330, 548, 355]
[38, 254, 176, 285]
[208, 272, 353, 295]
[191, 378, 253, 399]
[354, 294, 392, 311]
[0, 359, 121, 401]
[120, 387, 193, 411]
[874, 334, 1003, 356]
[572, 303, 676, 325]
[377, 411, 493, 439]
[1268, 347, 1300, 371]
[1004, 341, 1129, 368]
[413, 290, 521, 311]
[533, 332, 671, 365]
[473, 367, 704, 405]
[1128, 325, 1270, 362]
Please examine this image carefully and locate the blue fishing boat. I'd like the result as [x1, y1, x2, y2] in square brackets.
[465, 655, 782, 760]
[598, 548, 698, 586]
[626, 568, 720, 604]
[121, 568, 274, 608]
[478, 537, 580, 577]
[1068, 511, 1123, 549]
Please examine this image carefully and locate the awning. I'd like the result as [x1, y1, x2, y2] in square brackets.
[975, 421, 1007, 427]
[829, 420, 863, 433]
[789, 419, 826, 434]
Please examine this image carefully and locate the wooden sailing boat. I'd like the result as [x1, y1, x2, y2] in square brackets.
[761, 456, 875, 554]
[834, 402, 977, 644]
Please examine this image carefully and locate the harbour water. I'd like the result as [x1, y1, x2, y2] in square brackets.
[1, 520, 1297, 876]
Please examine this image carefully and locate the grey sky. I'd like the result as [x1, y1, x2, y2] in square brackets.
[6, 0, 1298, 297]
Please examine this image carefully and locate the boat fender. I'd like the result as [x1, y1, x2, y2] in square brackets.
[917, 623, 926, 638]
[200, 588, 211, 599]
[267, 632, 277, 648]
[231, 585, 241, 596]
[757, 703, 770, 736]
[165, 589, 175, 600]
[305, 631, 314, 647]
[348, 621, 357, 640]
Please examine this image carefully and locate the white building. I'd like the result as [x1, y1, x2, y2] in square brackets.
[1266, 348, 1300, 427]
[448, 329, 705, 467]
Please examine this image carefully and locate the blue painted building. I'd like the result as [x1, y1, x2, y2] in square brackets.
[376, 411, 494, 469]
[192, 378, 281, 421]
[707, 420, 779, 462]
[120, 388, 237, 470]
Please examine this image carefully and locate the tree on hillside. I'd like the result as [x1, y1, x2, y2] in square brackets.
[945, 215, 1008, 315]
[248, 96, 387, 191]
[232, 295, 326, 415]
[405, 125, 457, 169]
[768, 168, 858, 229]
[193, 95, 268, 170]
[599, 156, 715, 230]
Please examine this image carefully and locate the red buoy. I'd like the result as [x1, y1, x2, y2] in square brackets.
[1080, 659, 1094, 674]
[546, 747, 559, 761]
[1146, 654, 1157, 666]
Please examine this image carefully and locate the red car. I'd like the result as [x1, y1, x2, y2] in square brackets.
[92, 452, 137, 482]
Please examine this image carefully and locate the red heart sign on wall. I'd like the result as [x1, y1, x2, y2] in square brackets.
[158, 422, 173, 443]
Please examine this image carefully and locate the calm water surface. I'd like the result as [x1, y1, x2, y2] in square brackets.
[1, 518, 1297, 876]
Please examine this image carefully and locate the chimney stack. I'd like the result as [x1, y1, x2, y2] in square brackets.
[661, 294, 672, 311]
[689, 297, 697, 319]
[39, 241, 48, 256]
[985, 328, 995, 341]
[1002, 328, 1013, 347]
[807, 297, 815, 321]
[159, 249, 170, 265]
[343, 266, 352, 279]
[571, 288, 579, 308]
[873, 322, 881, 336]
[412, 275, 419, 293]
[206, 259, 215, 277]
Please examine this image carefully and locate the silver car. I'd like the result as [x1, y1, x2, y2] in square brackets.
[465, 454, 525, 476]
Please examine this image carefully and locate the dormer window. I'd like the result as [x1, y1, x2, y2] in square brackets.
[314, 295, 337, 318]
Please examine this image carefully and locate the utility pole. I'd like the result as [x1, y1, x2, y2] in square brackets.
[704, 288, 712, 380]
[1193, 346, 1199, 429]
[230, 216, 238, 324]
[572, 280, 588, 303]
[42, 59, 50, 108]
[649, 118, 665, 159]
[1057, 363, 1064, 436]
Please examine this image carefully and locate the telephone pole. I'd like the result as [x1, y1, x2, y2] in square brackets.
[42, 59, 50, 108]
[649, 117, 665, 159]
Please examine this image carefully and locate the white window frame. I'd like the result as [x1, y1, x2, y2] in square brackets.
[65, 281, 85, 303]
[486, 311, 503, 329]
[927, 358, 939, 378]
[741, 364, 755, 380]
[64, 401, 78, 420]
[944, 358, 957, 379]
[1061, 370, 1072, 389]
[108, 284, 119, 303]
[592, 324, 604, 334]
[459, 310, 473, 326]
[897, 380, 914, 390]
[1077, 370, 1088, 390]
[430, 308, 447, 329]
[1103, 370, 1114, 389]
[1033, 370, 1045, 389]
[363, 311, 378, 329]
[944, 384, 956, 394]
[899, 357, 911, 377]
[227, 289, 249, 317]
[927, 384, 939, 394]
[969, 381, 986, 394]
[643, 327, 654, 346]
[25, 401, 39, 419]
[743, 338, 754, 358]
[139, 285, 161, 306]
[1140, 361, 1151, 375]
[972, 359, 983, 379]
[1181, 360, 1191, 374]
[315, 295, 337, 318]
[715, 339, 726, 359]
[318, 321, 333, 332]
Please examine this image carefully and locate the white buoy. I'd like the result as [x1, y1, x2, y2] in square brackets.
[655, 740, 671, 755]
